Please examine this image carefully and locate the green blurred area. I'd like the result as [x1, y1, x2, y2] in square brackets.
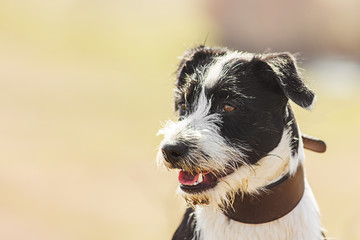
[0, 1, 359, 240]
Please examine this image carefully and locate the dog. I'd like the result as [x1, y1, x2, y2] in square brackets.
[157, 45, 326, 240]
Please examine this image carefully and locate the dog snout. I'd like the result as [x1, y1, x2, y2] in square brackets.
[161, 142, 188, 166]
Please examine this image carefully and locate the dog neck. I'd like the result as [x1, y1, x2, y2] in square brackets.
[221, 164, 305, 224]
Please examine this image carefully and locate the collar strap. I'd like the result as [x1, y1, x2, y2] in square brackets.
[302, 135, 326, 153]
[221, 164, 305, 224]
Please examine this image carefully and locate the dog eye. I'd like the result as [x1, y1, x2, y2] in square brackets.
[179, 103, 186, 111]
[223, 104, 236, 112]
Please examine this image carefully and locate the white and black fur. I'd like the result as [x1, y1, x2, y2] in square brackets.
[157, 46, 323, 240]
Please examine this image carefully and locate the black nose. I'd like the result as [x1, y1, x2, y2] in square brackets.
[161, 142, 188, 165]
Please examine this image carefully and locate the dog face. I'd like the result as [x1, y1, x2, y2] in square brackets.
[157, 46, 315, 206]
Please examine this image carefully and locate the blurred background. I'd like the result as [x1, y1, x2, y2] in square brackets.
[0, 0, 359, 239]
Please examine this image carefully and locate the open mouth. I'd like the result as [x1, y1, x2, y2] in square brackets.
[178, 170, 226, 193]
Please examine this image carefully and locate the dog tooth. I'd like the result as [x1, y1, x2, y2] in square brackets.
[198, 173, 203, 183]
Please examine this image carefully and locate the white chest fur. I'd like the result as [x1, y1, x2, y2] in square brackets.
[194, 181, 322, 240]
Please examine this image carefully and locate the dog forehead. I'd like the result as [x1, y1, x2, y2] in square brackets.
[176, 51, 254, 99]
[203, 52, 244, 89]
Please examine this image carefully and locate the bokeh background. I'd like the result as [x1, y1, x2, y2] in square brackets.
[0, 0, 359, 239]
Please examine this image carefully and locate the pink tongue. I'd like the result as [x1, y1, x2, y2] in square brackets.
[178, 171, 199, 185]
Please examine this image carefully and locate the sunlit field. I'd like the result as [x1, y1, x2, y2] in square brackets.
[0, 1, 359, 239]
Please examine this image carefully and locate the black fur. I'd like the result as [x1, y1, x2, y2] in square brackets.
[261, 53, 315, 109]
[176, 46, 227, 89]
[172, 208, 198, 240]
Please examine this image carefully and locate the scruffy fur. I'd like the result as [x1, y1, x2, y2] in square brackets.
[157, 46, 324, 240]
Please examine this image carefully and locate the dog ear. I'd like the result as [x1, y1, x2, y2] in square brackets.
[261, 53, 316, 110]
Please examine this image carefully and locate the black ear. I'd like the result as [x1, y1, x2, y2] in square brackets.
[261, 53, 316, 110]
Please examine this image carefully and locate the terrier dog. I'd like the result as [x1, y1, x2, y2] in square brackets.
[157, 46, 326, 240]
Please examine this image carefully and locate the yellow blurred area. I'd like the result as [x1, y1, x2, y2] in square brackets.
[0, 1, 359, 239]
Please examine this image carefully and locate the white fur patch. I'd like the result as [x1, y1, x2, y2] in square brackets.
[203, 52, 253, 89]
[157, 89, 246, 174]
[289, 126, 305, 175]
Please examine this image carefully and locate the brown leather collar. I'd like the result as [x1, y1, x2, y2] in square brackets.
[221, 164, 305, 224]
[302, 135, 326, 153]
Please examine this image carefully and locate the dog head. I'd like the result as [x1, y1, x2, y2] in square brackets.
[157, 46, 315, 206]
